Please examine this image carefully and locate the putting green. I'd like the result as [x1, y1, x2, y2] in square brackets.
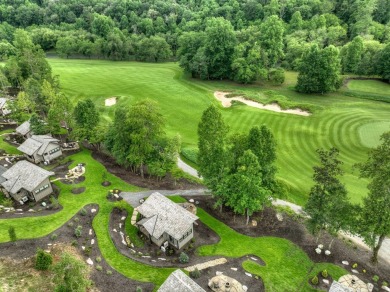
[49, 58, 390, 205]
[358, 122, 390, 148]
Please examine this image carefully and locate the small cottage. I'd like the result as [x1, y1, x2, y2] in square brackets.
[15, 120, 32, 138]
[0, 98, 11, 116]
[0, 160, 54, 203]
[136, 192, 198, 250]
[158, 269, 205, 292]
[18, 135, 62, 164]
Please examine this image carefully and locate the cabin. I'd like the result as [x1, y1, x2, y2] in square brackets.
[136, 192, 198, 250]
[0, 98, 11, 116]
[157, 269, 205, 292]
[17, 135, 62, 164]
[15, 120, 32, 138]
[0, 160, 54, 203]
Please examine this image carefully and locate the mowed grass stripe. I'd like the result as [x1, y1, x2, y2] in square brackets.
[49, 59, 390, 204]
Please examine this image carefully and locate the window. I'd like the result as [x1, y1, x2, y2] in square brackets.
[35, 184, 49, 194]
[179, 228, 192, 242]
[48, 147, 60, 155]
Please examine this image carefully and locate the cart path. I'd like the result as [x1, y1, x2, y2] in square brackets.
[177, 157, 201, 178]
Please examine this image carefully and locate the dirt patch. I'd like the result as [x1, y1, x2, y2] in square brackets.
[214, 91, 311, 116]
[186, 195, 390, 285]
[102, 181, 111, 187]
[0, 204, 153, 292]
[71, 187, 86, 194]
[92, 151, 203, 190]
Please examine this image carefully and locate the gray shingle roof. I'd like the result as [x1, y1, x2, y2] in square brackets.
[329, 281, 353, 292]
[157, 270, 205, 292]
[136, 192, 198, 240]
[0, 160, 54, 193]
[0, 165, 7, 184]
[15, 120, 31, 136]
[17, 135, 59, 156]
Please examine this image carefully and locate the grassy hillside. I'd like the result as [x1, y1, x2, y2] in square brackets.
[49, 59, 390, 205]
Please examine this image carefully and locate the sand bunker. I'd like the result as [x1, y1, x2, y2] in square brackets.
[105, 97, 117, 107]
[214, 91, 311, 116]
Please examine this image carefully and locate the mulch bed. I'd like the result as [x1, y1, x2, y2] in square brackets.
[186, 195, 390, 289]
[0, 204, 153, 292]
[92, 151, 203, 190]
[71, 187, 86, 194]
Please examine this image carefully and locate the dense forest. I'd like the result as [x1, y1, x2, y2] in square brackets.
[0, 0, 390, 86]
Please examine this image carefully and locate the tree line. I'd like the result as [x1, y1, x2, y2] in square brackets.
[0, 0, 390, 90]
[198, 105, 390, 264]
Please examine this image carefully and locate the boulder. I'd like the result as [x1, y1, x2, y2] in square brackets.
[245, 272, 252, 277]
[342, 261, 349, 265]
[91, 208, 97, 213]
[323, 279, 330, 285]
[86, 258, 93, 265]
[216, 271, 223, 276]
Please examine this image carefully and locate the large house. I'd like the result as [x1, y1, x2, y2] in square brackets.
[18, 135, 62, 164]
[158, 270, 205, 292]
[136, 192, 198, 250]
[0, 160, 54, 203]
[0, 98, 11, 116]
[15, 120, 32, 138]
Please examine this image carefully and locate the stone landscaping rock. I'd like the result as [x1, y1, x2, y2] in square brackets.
[121, 216, 126, 221]
[114, 194, 119, 199]
[251, 220, 257, 226]
[351, 269, 359, 274]
[0, 205, 3, 208]
[342, 261, 349, 265]
[242, 285, 248, 292]
[315, 248, 322, 254]
[81, 246, 85, 250]
[119, 223, 122, 229]
[28, 209, 35, 212]
[91, 209, 97, 213]
[89, 229, 92, 235]
[138, 252, 143, 255]
[47, 243, 52, 246]
[318, 244, 324, 249]
[91, 239, 95, 245]
[216, 271, 223, 275]
[158, 258, 166, 261]
[245, 272, 252, 277]
[382, 286, 390, 292]
[130, 249, 136, 253]
[142, 256, 151, 258]
[189, 199, 194, 203]
[276, 213, 284, 221]
[250, 257, 258, 261]
[113, 228, 117, 232]
[122, 240, 126, 245]
[367, 283, 374, 292]
[231, 268, 238, 271]
[323, 279, 330, 285]
[325, 250, 331, 255]
[16, 209, 23, 212]
[86, 258, 93, 265]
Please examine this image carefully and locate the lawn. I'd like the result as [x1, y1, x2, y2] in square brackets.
[0, 149, 347, 291]
[0, 129, 22, 155]
[347, 79, 390, 96]
[49, 59, 390, 205]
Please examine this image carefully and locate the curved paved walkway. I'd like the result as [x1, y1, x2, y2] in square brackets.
[177, 157, 201, 178]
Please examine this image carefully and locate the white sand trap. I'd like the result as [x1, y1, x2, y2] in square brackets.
[105, 97, 117, 107]
[214, 91, 311, 116]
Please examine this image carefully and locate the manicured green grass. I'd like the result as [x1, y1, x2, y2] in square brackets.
[347, 80, 390, 96]
[358, 121, 390, 148]
[0, 129, 22, 155]
[49, 59, 390, 205]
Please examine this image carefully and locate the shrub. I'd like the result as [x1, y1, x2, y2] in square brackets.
[74, 217, 79, 223]
[67, 222, 74, 228]
[311, 276, 319, 285]
[190, 268, 201, 279]
[372, 275, 379, 282]
[352, 263, 358, 268]
[84, 246, 92, 256]
[74, 225, 82, 238]
[268, 68, 285, 85]
[71, 240, 78, 247]
[136, 287, 143, 292]
[50, 233, 58, 241]
[96, 256, 102, 263]
[2, 198, 13, 208]
[382, 281, 388, 287]
[106, 270, 112, 275]
[50, 196, 60, 209]
[179, 252, 189, 263]
[80, 208, 87, 216]
[96, 265, 103, 271]
[8, 226, 16, 242]
[321, 270, 328, 278]
[35, 249, 53, 270]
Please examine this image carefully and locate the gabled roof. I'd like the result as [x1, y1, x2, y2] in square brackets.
[157, 270, 205, 292]
[0, 160, 54, 193]
[136, 192, 198, 240]
[15, 120, 31, 136]
[17, 135, 59, 156]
